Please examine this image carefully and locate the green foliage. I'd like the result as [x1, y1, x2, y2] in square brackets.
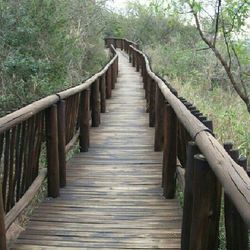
[172, 79, 250, 161]
[0, 0, 108, 115]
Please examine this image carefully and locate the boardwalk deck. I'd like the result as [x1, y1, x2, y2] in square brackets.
[11, 50, 182, 249]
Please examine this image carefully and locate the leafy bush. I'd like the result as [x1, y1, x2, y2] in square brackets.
[0, 0, 108, 116]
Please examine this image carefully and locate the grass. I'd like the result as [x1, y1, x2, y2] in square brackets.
[171, 79, 250, 162]
[147, 47, 249, 250]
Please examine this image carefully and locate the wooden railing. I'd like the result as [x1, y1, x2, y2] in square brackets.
[106, 38, 250, 250]
[0, 44, 118, 249]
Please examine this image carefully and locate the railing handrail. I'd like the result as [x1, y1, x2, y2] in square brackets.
[0, 43, 119, 249]
[0, 45, 118, 133]
[129, 43, 250, 227]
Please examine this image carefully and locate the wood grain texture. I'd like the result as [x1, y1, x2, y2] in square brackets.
[11, 50, 182, 249]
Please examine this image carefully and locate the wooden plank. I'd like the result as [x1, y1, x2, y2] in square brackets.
[11, 49, 182, 250]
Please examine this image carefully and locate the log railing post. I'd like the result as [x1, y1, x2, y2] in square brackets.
[106, 67, 112, 99]
[57, 100, 66, 188]
[189, 154, 221, 250]
[0, 184, 6, 250]
[46, 104, 60, 198]
[154, 85, 165, 151]
[146, 73, 151, 111]
[235, 156, 249, 250]
[132, 51, 135, 67]
[91, 79, 100, 127]
[149, 79, 156, 127]
[181, 142, 200, 250]
[162, 103, 177, 198]
[224, 146, 249, 250]
[136, 52, 140, 72]
[115, 59, 118, 83]
[99, 75, 106, 113]
[111, 63, 115, 89]
[79, 89, 90, 152]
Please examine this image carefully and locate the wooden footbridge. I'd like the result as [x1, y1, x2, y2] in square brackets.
[0, 38, 249, 250]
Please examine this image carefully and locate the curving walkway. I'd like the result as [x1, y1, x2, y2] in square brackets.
[11, 50, 182, 249]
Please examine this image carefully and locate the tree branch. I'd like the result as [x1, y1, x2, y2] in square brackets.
[213, 0, 221, 47]
[231, 45, 248, 97]
[189, 1, 250, 114]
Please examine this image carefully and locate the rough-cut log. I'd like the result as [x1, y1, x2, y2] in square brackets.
[0, 183, 6, 250]
[154, 85, 165, 151]
[106, 67, 112, 99]
[224, 148, 249, 250]
[130, 44, 250, 227]
[99, 75, 106, 113]
[57, 101, 66, 188]
[163, 104, 177, 199]
[149, 79, 156, 127]
[45, 105, 60, 198]
[181, 142, 200, 250]
[189, 154, 221, 250]
[91, 80, 100, 127]
[79, 89, 90, 152]
[0, 96, 59, 134]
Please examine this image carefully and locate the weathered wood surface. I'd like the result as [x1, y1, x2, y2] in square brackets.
[11, 50, 182, 249]
[130, 45, 250, 227]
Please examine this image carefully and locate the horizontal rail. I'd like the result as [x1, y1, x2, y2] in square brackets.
[0, 95, 59, 134]
[0, 45, 118, 132]
[58, 45, 118, 100]
[130, 43, 250, 227]
[5, 169, 47, 230]
[0, 43, 119, 249]
[104, 36, 250, 249]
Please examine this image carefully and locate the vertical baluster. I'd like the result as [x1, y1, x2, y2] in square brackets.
[149, 79, 156, 127]
[6, 127, 16, 211]
[2, 131, 10, 209]
[0, 183, 6, 250]
[162, 103, 177, 198]
[79, 89, 90, 152]
[16, 122, 25, 201]
[46, 104, 60, 198]
[154, 85, 165, 151]
[106, 67, 112, 99]
[91, 79, 100, 127]
[0, 133, 6, 250]
[189, 154, 221, 250]
[136, 52, 140, 72]
[224, 145, 249, 250]
[181, 142, 200, 250]
[100, 75, 106, 113]
[57, 100, 66, 187]
[111, 63, 115, 90]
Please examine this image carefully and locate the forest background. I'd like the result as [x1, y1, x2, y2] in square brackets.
[0, 0, 249, 162]
[0, 1, 249, 248]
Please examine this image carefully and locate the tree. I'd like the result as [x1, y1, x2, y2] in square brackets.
[0, 0, 108, 115]
[176, 0, 250, 113]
